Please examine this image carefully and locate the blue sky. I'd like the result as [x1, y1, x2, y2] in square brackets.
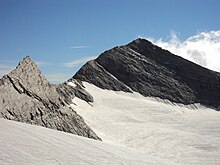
[0, 0, 220, 83]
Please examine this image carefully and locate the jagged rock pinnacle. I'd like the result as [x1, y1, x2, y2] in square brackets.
[0, 56, 100, 140]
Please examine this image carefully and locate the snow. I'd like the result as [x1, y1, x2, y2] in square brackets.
[67, 81, 77, 88]
[71, 82, 220, 165]
[0, 118, 177, 165]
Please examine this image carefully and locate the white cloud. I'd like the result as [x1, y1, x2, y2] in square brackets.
[63, 56, 96, 68]
[146, 30, 220, 72]
[70, 45, 87, 49]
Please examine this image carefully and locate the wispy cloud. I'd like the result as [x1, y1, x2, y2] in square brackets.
[45, 73, 71, 84]
[63, 56, 96, 68]
[36, 61, 51, 67]
[145, 30, 220, 72]
[0, 59, 51, 78]
[0, 64, 13, 70]
[15, 48, 24, 52]
[0, 64, 14, 78]
[70, 45, 88, 49]
[0, 60, 18, 78]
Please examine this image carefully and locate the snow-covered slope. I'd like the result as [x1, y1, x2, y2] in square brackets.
[0, 118, 177, 165]
[71, 82, 220, 165]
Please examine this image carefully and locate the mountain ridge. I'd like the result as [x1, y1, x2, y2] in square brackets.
[73, 38, 220, 108]
[0, 56, 100, 140]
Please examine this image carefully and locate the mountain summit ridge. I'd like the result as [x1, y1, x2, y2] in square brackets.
[73, 38, 220, 108]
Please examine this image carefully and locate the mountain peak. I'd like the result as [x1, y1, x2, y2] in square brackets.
[15, 55, 39, 74]
[129, 38, 153, 46]
[132, 38, 146, 43]
[23, 55, 31, 61]
[21, 55, 32, 64]
[127, 38, 158, 54]
[6, 56, 50, 94]
[0, 56, 100, 140]
[73, 39, 220, 108]
[14, 56, 36, 71]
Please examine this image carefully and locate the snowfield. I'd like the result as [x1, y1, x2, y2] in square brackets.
[71, 82, 220, 165]
[0, 118, 177, 165]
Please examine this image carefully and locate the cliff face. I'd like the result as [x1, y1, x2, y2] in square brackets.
[73, 38, 220, 108]
[0, 56, 100, 140]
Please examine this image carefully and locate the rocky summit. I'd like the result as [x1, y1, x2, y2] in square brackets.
[73, 38, 220, 108]
[0, 56, 100, 140]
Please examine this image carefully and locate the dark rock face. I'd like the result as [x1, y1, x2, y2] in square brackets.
[0, 56, 100, 140]
[73, 60, 132, 92]
[73, 38, 220, 108]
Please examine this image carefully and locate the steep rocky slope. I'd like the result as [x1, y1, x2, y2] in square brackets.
[0, 56, 100, 140]
[73, 38, 220, 108]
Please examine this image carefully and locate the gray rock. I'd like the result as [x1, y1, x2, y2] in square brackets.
[73, 38, 220, 108]
[0, 56, 101, 140]
[56, 80, 94, 103]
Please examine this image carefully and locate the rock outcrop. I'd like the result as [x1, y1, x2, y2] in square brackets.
[56, 80, 94, 103]
[0, 56, 100, 140]
[73, 38, 220, 108]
